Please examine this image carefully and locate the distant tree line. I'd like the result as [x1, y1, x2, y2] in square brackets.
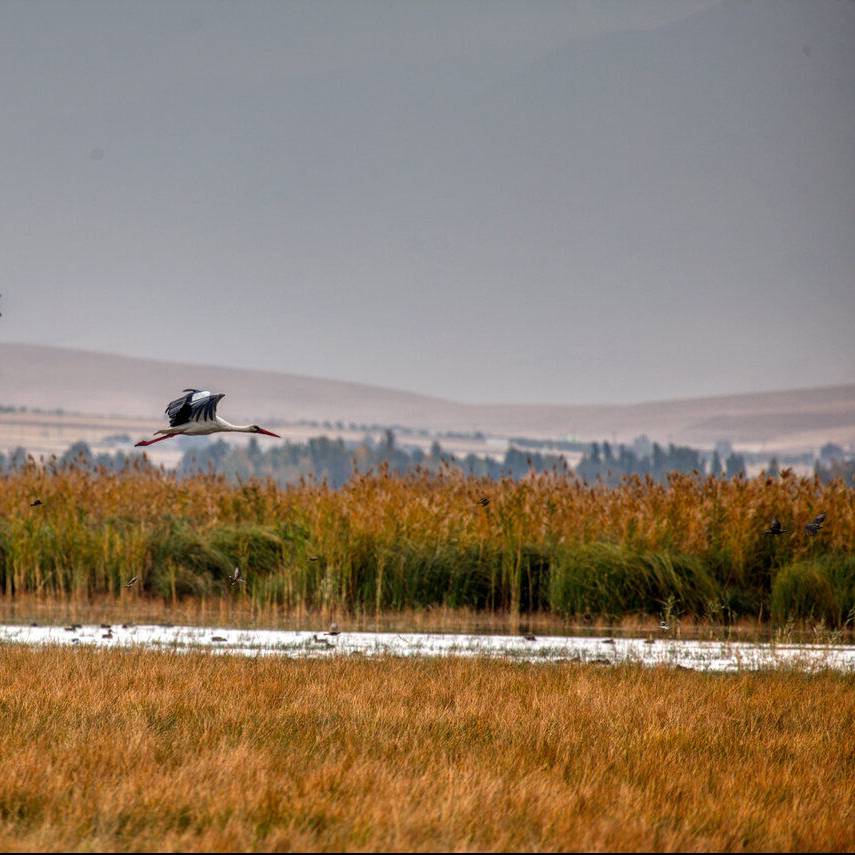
[176, 431, 570, 488]
[574, 441, 747, 485]
[814, 443, 855, 487]
[0, 442, 154, 475]
[2, 433, 852, 489]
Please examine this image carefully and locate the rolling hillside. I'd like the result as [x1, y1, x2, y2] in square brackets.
[1, 343, 852, 454]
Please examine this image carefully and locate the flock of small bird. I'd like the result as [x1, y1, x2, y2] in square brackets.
[479, 494, 830, 540]
[764, 512, 827, 537]
[116, 567, 244, 590]
[60, 621, 133, 640]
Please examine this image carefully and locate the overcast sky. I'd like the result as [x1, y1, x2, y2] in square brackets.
[1, 0, 853, 405]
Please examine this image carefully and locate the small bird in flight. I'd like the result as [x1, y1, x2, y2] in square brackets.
[477, 496, 490, 507]
[228, 567, 244, 586]
[764, 518, 788, 536]
[804, 513, 826, 536]
[124, 576, 138, 588]
[30, 499, 42, 507]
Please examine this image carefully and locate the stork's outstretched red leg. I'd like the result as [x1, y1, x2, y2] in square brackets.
[135, 433, 179, 447]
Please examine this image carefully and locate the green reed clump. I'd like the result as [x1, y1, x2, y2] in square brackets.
[771, 555, 855, 626]
[0, 514, 149, 598]
[147, 522, 232, 598]
[357, 541, 505, 612]
[208, 525, 289, 574]
[547, 543, 718, 619]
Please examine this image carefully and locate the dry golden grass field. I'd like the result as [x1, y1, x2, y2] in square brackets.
[0, 647, 852, 852]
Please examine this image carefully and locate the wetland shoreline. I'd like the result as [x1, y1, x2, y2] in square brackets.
[2, 621, 853, 672]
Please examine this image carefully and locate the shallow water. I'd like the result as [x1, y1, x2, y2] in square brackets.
[1, 623, 854, 672]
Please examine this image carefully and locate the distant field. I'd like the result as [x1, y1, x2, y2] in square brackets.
[0, 410, 182, 466]
[0, 648, 851, 851]
[0, 409, 515, 471]
[2, 342, 855, 451]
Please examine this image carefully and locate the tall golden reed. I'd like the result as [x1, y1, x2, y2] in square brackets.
[0, 463, 852, 622]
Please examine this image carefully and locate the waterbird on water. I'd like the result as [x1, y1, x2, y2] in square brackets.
[135, 389, 280, 447]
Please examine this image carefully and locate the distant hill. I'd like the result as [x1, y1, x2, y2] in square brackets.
[0, 343, 852, 453]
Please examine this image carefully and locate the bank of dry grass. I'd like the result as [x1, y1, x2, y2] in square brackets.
[0, 647, 851, 851]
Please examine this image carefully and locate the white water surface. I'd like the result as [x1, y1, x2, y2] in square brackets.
[1, 624, 854, 672]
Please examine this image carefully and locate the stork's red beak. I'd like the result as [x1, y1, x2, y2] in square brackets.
[256, 427, 280, 438]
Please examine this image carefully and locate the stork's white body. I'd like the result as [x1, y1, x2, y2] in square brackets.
[157, 416, 259, 437]
[135, 389, 280, 447]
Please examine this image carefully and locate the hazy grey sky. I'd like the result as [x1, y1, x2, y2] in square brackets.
[1, 0, 853, 405]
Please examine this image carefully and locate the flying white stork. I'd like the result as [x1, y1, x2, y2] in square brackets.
[135, 389, 280, 447]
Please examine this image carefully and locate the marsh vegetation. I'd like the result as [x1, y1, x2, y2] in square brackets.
[0, 466, 852, 628]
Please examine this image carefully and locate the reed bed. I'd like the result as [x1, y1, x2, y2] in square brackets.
[0, 647, 851, 851]
[0, 464, 852, 625]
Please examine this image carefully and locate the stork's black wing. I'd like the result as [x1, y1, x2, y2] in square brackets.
[165, 389, 201, 426]
[165, 389, 225, 427]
